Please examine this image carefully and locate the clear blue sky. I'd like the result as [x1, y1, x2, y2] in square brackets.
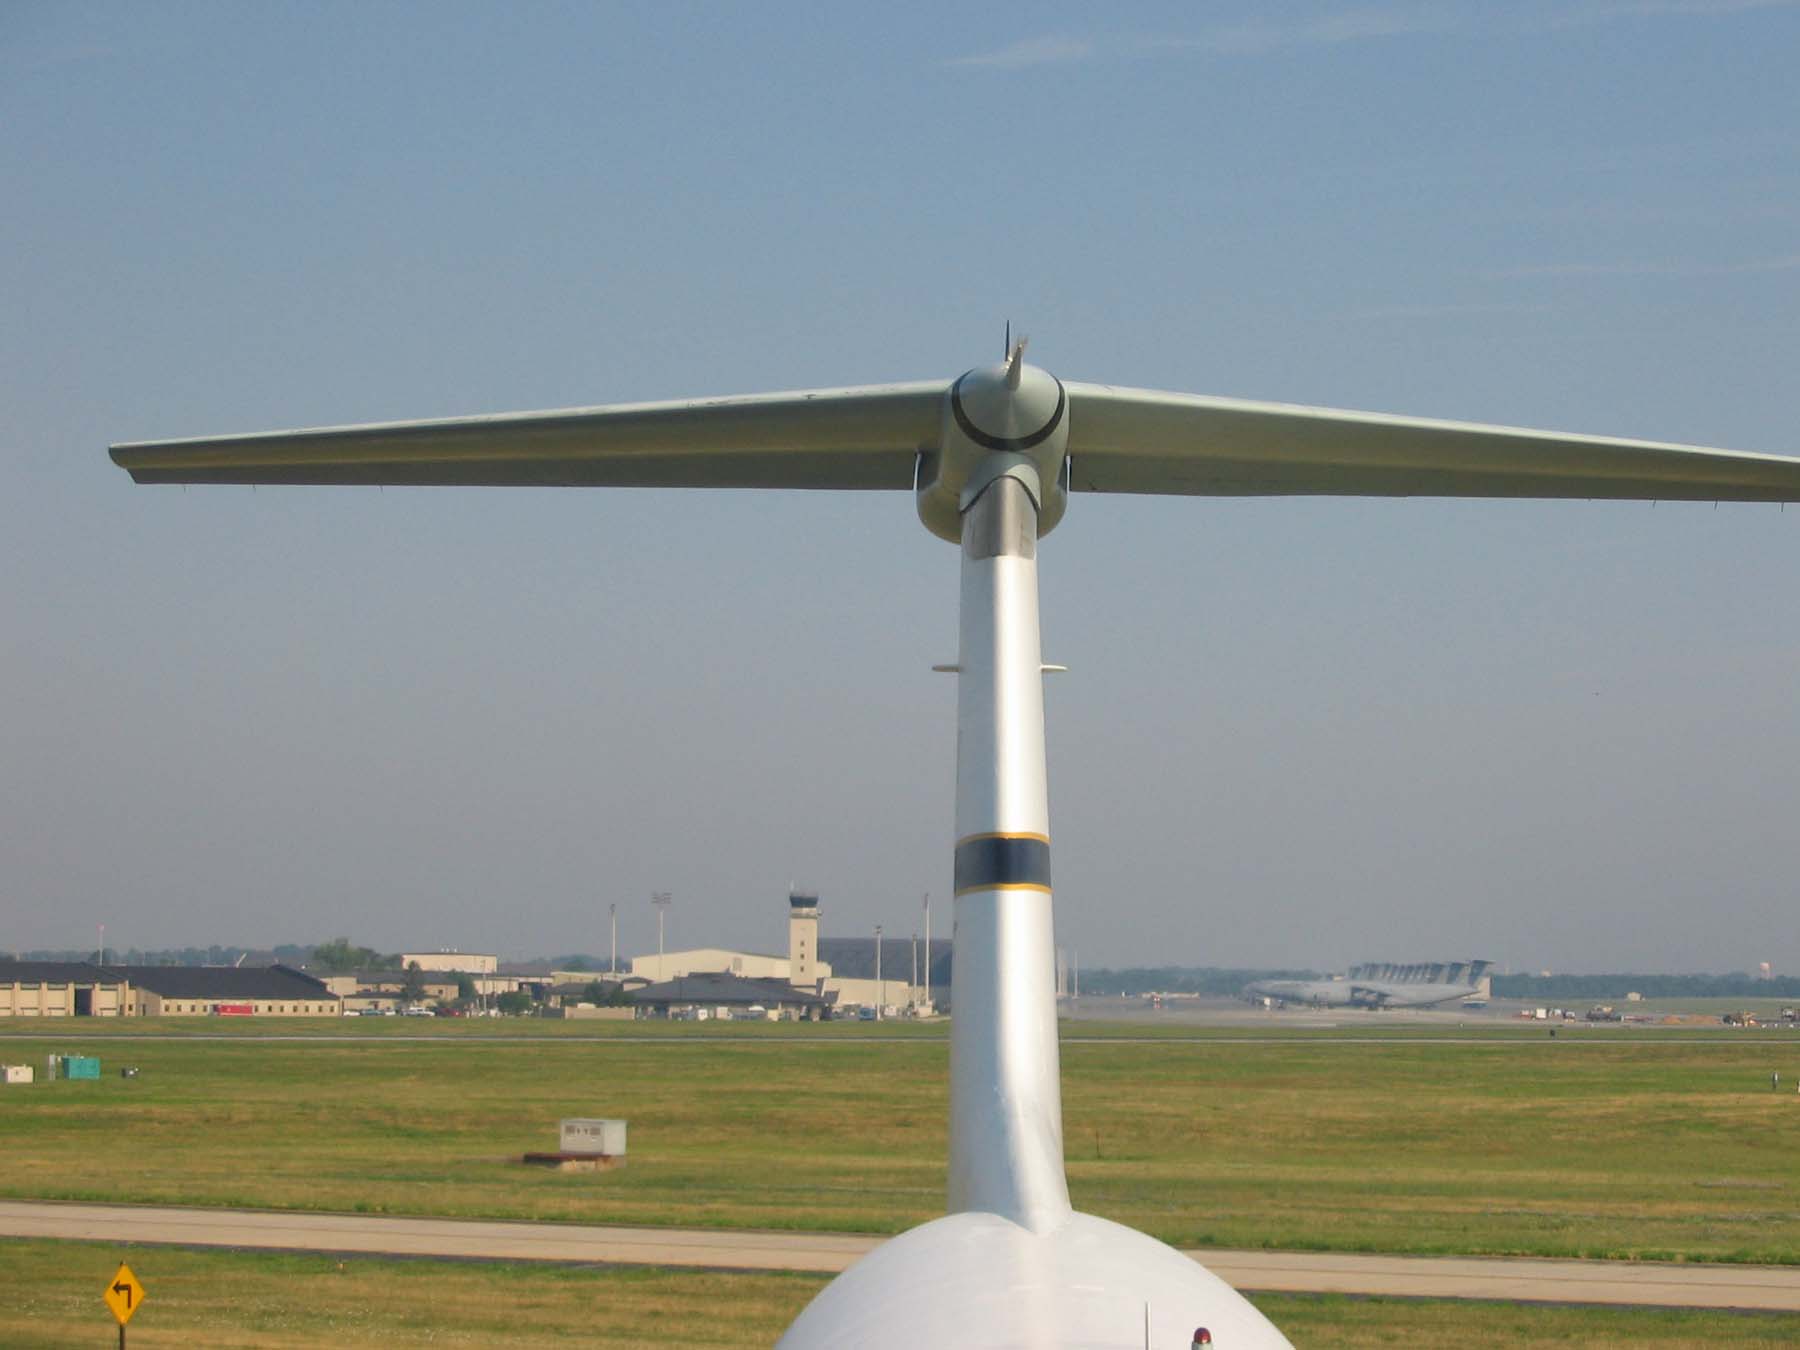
[5, 1, 1799, 973]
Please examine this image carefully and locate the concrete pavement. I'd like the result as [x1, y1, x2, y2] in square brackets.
[5, 1200, 1800, 1312]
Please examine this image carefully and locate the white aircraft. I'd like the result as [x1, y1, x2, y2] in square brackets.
[1246, 960, 1493, 1010]
[113, 341, 1800, 1348]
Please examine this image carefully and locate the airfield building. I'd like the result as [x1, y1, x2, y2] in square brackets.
[0, 962, 132, 1017]
[789, 890, 820, 987]
[0, 962, 339, 1017]
[630, 947, 793, 983]
[316, 970, 462, 1013]
[127, 964, 339, 1016]
[625, 891, 940, 1011]
[633, 972, 829, 1020]
[398, 951, 498, 974]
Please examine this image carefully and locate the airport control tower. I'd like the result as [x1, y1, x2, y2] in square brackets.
[788, 890, 820, 990]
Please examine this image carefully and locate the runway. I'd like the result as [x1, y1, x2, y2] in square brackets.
[6, 1200, 1799, 1311]
[0, 1044, 1756, 1051]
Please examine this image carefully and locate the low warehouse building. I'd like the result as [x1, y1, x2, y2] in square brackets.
[632, 972, 828, 1020]
[129, 964, 339, 1016]
[0, 961, 344, 1018]
[0, 963, 132, 1017]
[316, 971, 461, 1007]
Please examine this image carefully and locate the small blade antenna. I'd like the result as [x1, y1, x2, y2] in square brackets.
[1005, 332, 1029, 390]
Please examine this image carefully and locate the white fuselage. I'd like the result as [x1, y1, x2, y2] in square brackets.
[1247, 977, 1481, 1009]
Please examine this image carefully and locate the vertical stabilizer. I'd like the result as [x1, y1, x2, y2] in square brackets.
[946, 468, 1070, 1230]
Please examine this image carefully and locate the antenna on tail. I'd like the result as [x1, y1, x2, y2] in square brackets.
[1005, 332, 1029, 390]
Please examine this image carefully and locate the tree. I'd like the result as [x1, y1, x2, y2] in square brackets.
[401, 962, 426, 1004]
[496, 990, 535, 1016]
[454, 973, 477, 1004]
[310, 937, 397, 974]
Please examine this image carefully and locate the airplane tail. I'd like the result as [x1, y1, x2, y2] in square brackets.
[1457, 959, 1494, 1003]
[1439, 959, 1493, 988]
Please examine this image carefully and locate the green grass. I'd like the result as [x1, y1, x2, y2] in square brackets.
[5, 1021, 1800, 1261]
[0, 1238, 820, 1348]
[1603, 997, 1800, 1018]
[0, 1014, 952, 1039]
[6, 1008, 1782, 1039]
[1253, 1292, 1800, 1348]
[5, 1240, 1800, 1348]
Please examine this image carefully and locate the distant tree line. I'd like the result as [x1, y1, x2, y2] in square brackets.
[6, 937, 404, 971]
[307, 937, 403, 973]
[1493, 973, 1800, 1001]
[13, 944, 289, 967]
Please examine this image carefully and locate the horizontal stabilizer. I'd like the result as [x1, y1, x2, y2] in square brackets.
[1063, 384, 1800, 502]
[111, 383, 945, 489]
[112, 373, 1800, 503]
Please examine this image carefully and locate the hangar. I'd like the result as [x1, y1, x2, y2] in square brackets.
[0, 962, 338, 1017]
[0, 962, 130, 1017]
[632, 971, 830, 1020]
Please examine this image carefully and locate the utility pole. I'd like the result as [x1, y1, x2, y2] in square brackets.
[97, 922, 105, 967]
[923, 893, 931, 1011]
[653, 892, 672, 979]
[910, 931, 918, 1011]
[609, 902, 617, 976]
[875, 924, 884, 1018]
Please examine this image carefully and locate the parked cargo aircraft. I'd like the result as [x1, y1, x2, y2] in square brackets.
[1246, 960, 1493, 1009]
[112, 339, 1800, 1348]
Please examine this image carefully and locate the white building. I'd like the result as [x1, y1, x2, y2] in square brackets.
[399, 951, 498, 974]
[629, 948, 792, 982]
[625, 892, 921, 1011]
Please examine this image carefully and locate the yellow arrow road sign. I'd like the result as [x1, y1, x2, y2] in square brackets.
[104, 1262, 145, 1326]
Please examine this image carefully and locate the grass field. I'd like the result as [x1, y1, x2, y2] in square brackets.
[5, 1021, 1800, 1262]
[5, 1239, 1800, 1348]
[6, 1009, 1785, 1038]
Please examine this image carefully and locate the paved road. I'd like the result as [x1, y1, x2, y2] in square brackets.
[6, 1200, 1800, 1311]
[0, 1044, 1756, 1051]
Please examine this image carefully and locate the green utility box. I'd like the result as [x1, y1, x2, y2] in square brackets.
[49, 1055, 101, 1080]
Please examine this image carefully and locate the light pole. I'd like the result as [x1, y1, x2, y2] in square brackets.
[923, 893, 931, 1011]
[653, 892, 672, 979]
[609, 902, 617, 976]
[911, 930, 918, 1011]
[875, 924, 884, 1018]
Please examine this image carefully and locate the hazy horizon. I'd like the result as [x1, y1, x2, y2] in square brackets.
[8, 933, 1794, 984]
[7, 3, 1800, 973]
